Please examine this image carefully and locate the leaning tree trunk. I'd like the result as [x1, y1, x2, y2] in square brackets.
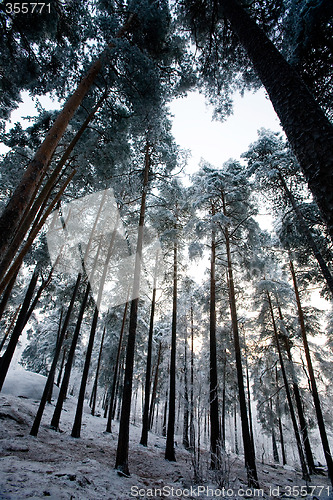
[30, 309, 66, 436]
[278, 172, 333, 296]
[266, 289, 310, 481]
[289, 257, 333, 485]
[91, 326, 106, 416]
[106, 300, 129, 432]
[149, 342, 162, 431]
[0, 16, 134, 271]
[219, 0, 333, 239]
[276, 368, 287, 465]
[277, 302, 316, 473]
[0, 96, 106, 292]
[165, 239, 178, 462]
[115, 141, 150, 476]
[0, 305, 21, 353]
[224, 220, 258, 487]
[140, 251, 159, 446]
[209, 207, 220, 469]
[0, 269, 38, 390]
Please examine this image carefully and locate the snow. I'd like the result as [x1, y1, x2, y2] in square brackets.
[0, 369, 332, 499]
[2, 367, 59, 400]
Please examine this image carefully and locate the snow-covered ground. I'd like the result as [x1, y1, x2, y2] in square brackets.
[0, 369, 332, 499]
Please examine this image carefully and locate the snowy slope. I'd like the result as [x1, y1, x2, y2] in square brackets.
[0, 369, 332, 499]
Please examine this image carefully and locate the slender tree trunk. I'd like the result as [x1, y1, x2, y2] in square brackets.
[165, 239, 178, 462]
[0, 268, 20, 323]
[219, 0, 333, 238]
[224, 217, 258, 487]
[47, 308, 64, 404]
[91, 326, 106, 416]
[162, 391, 168, 438]
[277, 302, 316, 473]
[266, 289, 310, 481]
[56, 346, 67, 387]
[221, 351, 226, 450]
[149, 351, 162, 431]
[234, 405, 239, 455]
[278, 173, 333, 295]
[190, 303, 195, 451]
[50, 278, 87, 429]
[30, 309, 66, 436]
[115, 141, 150, 476]
[209, 208, 220, 468]
[278, 418, 287, 465]
[140, 252, 159, 446]
[0, 16, 134, 268]
[106, 300, 129, 432]
[71, 305, 99, 438]
[276, 368, 287, 465]
[0, 305, 21, 353]
[289, 258, 333, 484]
[0, 269, 38, 390]
[183, 328, 190, 449]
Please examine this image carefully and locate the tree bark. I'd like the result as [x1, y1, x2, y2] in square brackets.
[183, 327, 190, 449]
[289, 258, 333, 485]
[278, 172, 333, 296]
[165, 239, 178, 462]
[91, 325, 106, 416]
[149, 342, 162, 431]
[115, 141, 150, 476]
[71, 305, 99, 438]
[140, 252, 159, 446]
[106, 300, 129, 432]
[266, 289, 310, 481]
[277, 302, 316, 473]
[219, 0, 333, 239]
[209, 207, 220, 468]
[0, 269, 38, 390]
[224, 220, 258, 487]
[0, 16, 134, 266]
[30, 309, 66, 436]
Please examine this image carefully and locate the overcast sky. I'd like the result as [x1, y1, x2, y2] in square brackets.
[169, 88, 283, 177]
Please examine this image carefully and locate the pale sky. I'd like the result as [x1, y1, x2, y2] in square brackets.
[169, 88, 283, 175]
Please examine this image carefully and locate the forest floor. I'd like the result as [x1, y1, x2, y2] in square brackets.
[0, 369, 332, 499]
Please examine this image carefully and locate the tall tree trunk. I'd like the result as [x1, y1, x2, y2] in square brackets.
[278, 173, 333, 295]
[56, 346, 67, 387]
[106, 300, 129, 432]
[219, 0, 333, 238]
[0, 16, 134, 268]
[0, 305, 21, 353]
[140, 252, 159, 446]
[0, 269, 38, 390]
[221, 350, 226, 450]
[149, 342, 162, 431]
[71, 305, 99, 438]
[47, 308, 64, 404]
[266, 289, 310, 481]
[189, 303, 195, 451]
[72, 223, 117, 437]
[209, 207, 220, 468]
[91, 326, 106, 416]
[183, 328, 190, 449]
[277, 302, 316, 473]
[289, 258, 333, 484]
[276, 368, 287, 465]
[0, 96, 106, 291]
[165, 239, 178, 462]
[30, 309, 66, 436]
[115, 141, 150, 476]
[0, 268, 20, 323]
[224, 218, 258, 487]
[50, 278, 87, 429]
